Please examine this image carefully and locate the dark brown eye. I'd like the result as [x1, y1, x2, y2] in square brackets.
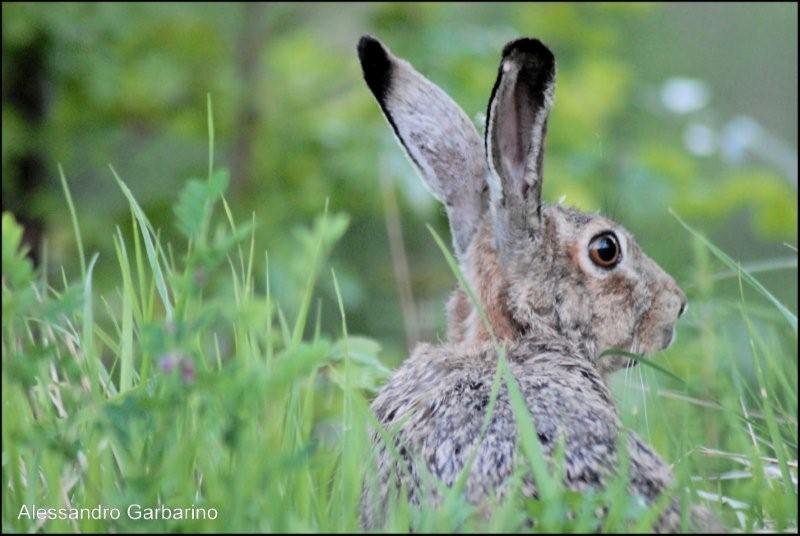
[588, 232, 621, 268]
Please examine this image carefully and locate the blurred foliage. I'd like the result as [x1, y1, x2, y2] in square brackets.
[2, 2, 797, 361]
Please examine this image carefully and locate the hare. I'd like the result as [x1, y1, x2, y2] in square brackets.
[356, 35, 721, 532]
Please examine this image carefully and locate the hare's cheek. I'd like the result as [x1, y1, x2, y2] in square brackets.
[592, 307, 637, 359]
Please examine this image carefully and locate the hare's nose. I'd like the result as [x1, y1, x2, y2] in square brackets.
[674, 286, 688, 319]
[668, 284, 687, 320]
[678, 299, 687, 318]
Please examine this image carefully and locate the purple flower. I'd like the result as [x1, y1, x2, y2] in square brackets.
[159, 352, 180, 374]
[180, 358, 196, 384]
[158, 351, 195, 384]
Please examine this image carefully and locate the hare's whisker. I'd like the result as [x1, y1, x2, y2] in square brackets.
[639, 366, 651, 440]
[623, 354, 632, 406]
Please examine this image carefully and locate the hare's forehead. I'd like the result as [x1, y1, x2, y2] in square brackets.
[546, 206, 630, 242]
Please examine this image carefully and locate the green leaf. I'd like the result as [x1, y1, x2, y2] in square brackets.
[174, 178, 209, 238]
[174, 170, 229, 241]
[208, 169, 230, 197]
[1, 212, 33, 290]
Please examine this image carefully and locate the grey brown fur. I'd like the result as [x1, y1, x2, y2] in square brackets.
[357, 35, 721, 532]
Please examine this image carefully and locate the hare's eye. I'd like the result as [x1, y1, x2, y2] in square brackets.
[588, 232, 620, 268]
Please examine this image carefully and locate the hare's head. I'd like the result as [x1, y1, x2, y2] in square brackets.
[358, 36, 686, 373]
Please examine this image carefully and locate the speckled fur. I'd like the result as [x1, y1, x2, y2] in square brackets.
[357, 36, 721, 532]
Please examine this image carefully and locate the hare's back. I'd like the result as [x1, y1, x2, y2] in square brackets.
[371, 343, 625, 501]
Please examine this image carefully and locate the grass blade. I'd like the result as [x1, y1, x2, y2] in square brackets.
[599, 348, 686, 384]
[671, 209, 797, 330]
[110, 165, 174, 323]
[82, 253, 100, 395]
[57, 164, 86, 280]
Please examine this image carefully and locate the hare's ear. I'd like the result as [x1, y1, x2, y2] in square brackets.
[485, 38, 555, 237]
[357, 35, 487, 258]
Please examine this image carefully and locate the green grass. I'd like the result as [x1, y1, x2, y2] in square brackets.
[1, 114, 797, 532]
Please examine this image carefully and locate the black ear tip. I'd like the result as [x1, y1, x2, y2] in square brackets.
[357, 35, 387, 68]
[357, 34, 393, 100]
[501, 37, 555, 68]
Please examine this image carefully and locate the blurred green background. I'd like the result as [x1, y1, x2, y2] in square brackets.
[2, 2, 797, 362]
